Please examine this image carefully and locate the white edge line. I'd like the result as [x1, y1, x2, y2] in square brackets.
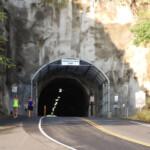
[38, 116, 77, 150]
[130, 121, 150, 127]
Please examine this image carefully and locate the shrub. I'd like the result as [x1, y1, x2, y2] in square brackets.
[136, 110, 150, 122]
[130, 3, 150, 47]
[130, 20, 150, 46]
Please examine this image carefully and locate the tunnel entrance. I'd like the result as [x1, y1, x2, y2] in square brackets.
[31, 58, 110, 117]
[38, 78, 88, 116]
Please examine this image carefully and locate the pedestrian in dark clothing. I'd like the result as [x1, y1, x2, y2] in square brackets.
[27, 97, 35, 117]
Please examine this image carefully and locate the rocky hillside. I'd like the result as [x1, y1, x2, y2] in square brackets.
[0, 0, 150, 115]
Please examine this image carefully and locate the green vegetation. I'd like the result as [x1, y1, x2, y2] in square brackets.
[130, 4, 150, 47]
[130, 20, 150, 46]
[125, 97, 150, 122]
[45, 0, 68, 8]
[0, 9, 15, 68]
[0, 11, 7, 22]
[136, 110, 150, 122]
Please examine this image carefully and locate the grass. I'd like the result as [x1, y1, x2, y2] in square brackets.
[123, 111, 150, 122]
[123, 97, 150, 122]
[136, 110, 150, 122]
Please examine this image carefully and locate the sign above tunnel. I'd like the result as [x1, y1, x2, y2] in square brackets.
[61, 58, 80, 66]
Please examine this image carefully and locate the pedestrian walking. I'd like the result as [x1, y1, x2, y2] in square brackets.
[27, 97, 35, 117]
[13, 95, 19, 118]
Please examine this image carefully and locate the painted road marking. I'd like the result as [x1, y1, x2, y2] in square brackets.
[80, 118, 150, 147]
[0, 126, 16, 130]
[38, 116, 77, 150]
[130, 121, 150, 127]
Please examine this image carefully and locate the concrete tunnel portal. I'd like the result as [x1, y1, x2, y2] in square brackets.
[31, 58, 110, 117]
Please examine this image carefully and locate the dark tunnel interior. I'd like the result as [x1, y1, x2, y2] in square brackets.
[38, 78, 89, 116]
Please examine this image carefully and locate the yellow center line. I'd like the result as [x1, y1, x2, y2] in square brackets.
[0, 126, 16, 130]
[79, 118, 150, 147]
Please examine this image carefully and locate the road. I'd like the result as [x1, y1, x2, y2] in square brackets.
[0, 116, 150, 150]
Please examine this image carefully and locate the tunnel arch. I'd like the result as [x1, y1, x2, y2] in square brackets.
[31, 58, 110, 117]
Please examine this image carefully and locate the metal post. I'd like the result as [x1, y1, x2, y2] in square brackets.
[107, 81, 111, 118]
[44, 105, 46, 116]
[125, 85, 128, 117]
[126, 105, 129, 117]
[36, 83, 38, 116]
[31, 80, 33, 101]
[107, 81, 110, 112]
[102, 83, 104, 116]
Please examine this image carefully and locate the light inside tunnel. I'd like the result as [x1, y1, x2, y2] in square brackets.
[59, 88, 62, 93]
[38, 78, 89, 117]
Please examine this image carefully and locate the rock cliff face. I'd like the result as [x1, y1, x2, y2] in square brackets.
[1, 0, 149, 116]
[0, 3, 9, 114]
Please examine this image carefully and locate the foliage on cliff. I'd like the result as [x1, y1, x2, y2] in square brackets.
[45, 0, 68, 8]
[130, 20, 150, 46]
[0, 11, 7, 22]
[0, 9, 15, 68]
[130, 0, 150, 46]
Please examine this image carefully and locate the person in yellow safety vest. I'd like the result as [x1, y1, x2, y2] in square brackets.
[13, 95, 19, 118]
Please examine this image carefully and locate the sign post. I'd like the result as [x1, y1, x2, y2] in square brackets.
[114, 95, 119, 116]
[44, 105, 46, 116]
[90, 95, 95, 116]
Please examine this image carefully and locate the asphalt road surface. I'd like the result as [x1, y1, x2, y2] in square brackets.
[0, 116, 150, 150]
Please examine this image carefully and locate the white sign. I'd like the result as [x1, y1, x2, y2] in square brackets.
[12, 85, 17, 93]
[61, 59, 80, 66]
[114, 95, 118, 102]
[90, 96, 94, 102]
[135, 91, 146, 108]
[122, 104, 125, 108]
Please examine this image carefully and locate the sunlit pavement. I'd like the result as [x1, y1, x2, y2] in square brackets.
[0, 116, 150, 150]
[40, 117, 150, 150]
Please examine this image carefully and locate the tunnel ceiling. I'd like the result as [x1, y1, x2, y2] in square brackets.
[32, 58, 109, 86]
